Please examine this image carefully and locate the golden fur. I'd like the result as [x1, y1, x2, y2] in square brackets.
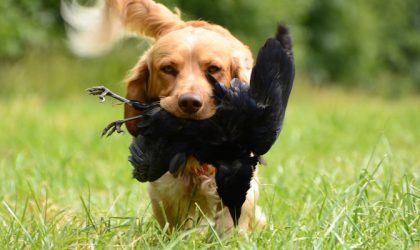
[62, 0, 265, 233]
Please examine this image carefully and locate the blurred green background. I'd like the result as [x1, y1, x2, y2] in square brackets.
[1, 1, 419, 247]
[1, 0, 420, 97]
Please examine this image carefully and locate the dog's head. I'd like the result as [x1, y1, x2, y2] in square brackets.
[125, 23, 253, 135]
[62, 0, 253, 136]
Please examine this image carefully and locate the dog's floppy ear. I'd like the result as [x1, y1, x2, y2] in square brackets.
[232, 55, 253, 83]
[124, 57, 149, 136]
[232, 48, 254, 83]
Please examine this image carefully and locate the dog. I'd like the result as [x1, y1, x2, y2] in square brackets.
[62, 0, 267, 233]
[87, 26, 294, 226]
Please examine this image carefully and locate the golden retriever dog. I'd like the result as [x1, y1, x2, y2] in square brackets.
[62, 0, 266, 233]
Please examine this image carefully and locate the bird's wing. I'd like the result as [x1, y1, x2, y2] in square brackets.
[129, 134, 189, 182]
[248, 24, 295, 155]
[129, 135, 168, 182]
[129, 106, 189, 182]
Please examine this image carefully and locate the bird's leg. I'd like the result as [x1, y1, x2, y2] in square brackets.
[101, 114, 143, 137]
[87, 86, 157, 111]
[86, 86, 131, 104]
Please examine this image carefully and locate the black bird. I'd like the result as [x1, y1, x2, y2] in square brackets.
[87, 24, 295, 225]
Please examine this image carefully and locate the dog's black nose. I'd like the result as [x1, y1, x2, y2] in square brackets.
[178, 93, 202, 114]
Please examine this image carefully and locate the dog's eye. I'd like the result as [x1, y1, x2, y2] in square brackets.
[207, 65, 221, 74]
[161, 65, 176, 75]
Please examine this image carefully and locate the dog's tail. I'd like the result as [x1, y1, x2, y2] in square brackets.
[61, 0, 185, 56]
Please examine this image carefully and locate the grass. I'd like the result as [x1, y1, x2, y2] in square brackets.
[0, 48, 419, 249]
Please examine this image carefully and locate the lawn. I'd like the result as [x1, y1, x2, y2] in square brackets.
[0, 49, 419, 249]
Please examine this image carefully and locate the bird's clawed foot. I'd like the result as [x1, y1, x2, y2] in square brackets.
[86, 86, 130, 104]
[102, 120, 125, 137]
[101, 114, 144, 137]
[87, 86, 112, 102]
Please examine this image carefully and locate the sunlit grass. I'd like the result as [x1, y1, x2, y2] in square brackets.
[0, 50, 419, 248]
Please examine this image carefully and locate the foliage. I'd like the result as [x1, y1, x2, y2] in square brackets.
[0, 0, 62, 58]
[301, 0, 420, 89]
[0, 0, 419, 90]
